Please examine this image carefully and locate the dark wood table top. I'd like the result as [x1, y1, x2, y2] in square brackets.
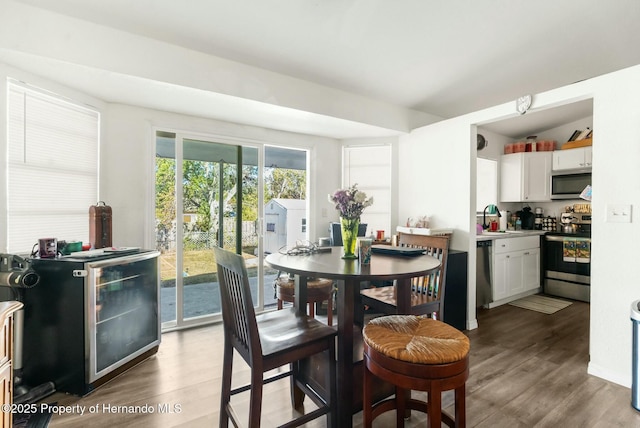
[265, 247, 441, 281]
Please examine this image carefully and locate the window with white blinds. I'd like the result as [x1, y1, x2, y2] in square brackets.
[6, 81, 99, 253]
[342, 145, 392, 237]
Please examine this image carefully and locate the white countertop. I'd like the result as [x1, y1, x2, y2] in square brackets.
[476, 230, 547, 241]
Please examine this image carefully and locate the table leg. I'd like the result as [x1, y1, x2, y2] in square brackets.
[336, 278, 357, 428]
[291, 275, 309, 407]
[395, 277, 412, 314]
[393, 277, 413, 417]
[293, 275, 309, 316]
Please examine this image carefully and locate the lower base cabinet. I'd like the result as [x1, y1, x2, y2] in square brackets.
[0, 301, 23, 428]
[491, 236, 540, 305]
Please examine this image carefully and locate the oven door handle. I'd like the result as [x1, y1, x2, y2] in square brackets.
[544, 235, 590, 242]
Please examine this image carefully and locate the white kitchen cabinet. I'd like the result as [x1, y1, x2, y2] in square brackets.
[490, 236, 540, 306]
[500, 152, 552, 202]
[552, 146, 592, 170]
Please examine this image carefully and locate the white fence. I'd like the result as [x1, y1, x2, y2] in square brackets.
[156, 219, 258, 251]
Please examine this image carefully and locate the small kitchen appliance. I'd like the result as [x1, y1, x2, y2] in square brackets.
[560, 212, 577, 234]
[38, 238, 57, 258]
[517, 207, 535, 230]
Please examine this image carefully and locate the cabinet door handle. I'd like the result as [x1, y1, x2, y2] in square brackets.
[506, 255, 510, 258]
[524, 251, 530, 255]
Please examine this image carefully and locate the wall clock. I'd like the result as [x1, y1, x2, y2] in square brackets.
[516, 95, 532, 115]
[477, 134, 488, 150]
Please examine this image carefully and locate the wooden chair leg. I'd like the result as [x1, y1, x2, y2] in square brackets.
[327, 295, 333, 326]
[277, 298, 283, 310]
[219, 344, 233, 428]
[249, 369, 264, 427]
[290, 362, 305, 408]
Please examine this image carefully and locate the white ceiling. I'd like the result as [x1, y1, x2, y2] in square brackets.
[7, 0, 640, 138]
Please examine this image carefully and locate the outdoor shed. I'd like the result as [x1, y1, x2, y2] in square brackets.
[264, 199, 307, 254]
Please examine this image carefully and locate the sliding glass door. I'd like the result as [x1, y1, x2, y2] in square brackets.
[155, 131, 308, 330]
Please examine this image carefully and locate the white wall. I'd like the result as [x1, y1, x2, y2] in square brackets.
[102, 104, 342, 249]
[399, 64, 640, 388]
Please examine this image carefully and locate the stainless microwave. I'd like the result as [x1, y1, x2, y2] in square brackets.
[551, 169, 591, 199]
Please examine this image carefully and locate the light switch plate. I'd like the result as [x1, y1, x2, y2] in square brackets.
[606, 204, 632, 223]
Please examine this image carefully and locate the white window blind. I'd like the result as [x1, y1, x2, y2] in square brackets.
[343, 145, 391, 237]
[7, 81, 99, 253]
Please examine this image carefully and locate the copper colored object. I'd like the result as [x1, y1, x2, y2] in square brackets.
[89, 202, 112, 249]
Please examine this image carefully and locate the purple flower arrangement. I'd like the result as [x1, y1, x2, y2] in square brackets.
[328, 184, 373, 220]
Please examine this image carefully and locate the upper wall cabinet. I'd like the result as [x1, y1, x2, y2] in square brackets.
[500, 152, 553, 202]
[552, 146, 592, 170]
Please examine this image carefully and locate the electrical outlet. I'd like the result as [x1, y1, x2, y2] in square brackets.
[606, 204, 632, 223]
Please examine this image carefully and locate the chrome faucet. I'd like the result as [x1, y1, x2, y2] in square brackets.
[483, 204, 502, 229]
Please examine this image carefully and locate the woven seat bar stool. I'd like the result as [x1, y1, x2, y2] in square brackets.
[275, 273, 334, 326]
[362, 315, 470, 428]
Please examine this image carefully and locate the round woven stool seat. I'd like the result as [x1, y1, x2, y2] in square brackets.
[275, 276, 334, 326]
[362, 315, 470, 428]
[275, 277, 333, 290]
[363, 315, 469, 365]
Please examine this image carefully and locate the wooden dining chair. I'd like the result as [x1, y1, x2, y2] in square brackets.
[360, 232, 450, 319]
[214, 247, 337, 428]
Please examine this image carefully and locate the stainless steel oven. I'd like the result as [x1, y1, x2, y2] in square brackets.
[543, 232, 590, 302]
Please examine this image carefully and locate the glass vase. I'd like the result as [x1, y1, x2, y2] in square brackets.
[340, 217, 360, 259]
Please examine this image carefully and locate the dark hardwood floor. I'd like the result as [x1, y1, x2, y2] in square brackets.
[43, 300, 640, 427]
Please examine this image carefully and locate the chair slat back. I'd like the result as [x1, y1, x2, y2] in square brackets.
[214, 246, 261, 364]
[398, 232, 450, 317]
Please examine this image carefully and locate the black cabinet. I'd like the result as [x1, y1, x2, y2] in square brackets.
[443, 250, 468, 331]
[23, 250, 160, 396]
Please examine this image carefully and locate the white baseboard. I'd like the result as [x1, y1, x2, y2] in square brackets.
[467, 318, 478, 330]
[588, 361, 631, 388]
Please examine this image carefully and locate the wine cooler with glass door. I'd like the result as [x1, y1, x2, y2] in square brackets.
[22, 249, 160, 396]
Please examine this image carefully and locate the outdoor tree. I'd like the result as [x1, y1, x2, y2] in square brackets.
[265, 167, 306, 200]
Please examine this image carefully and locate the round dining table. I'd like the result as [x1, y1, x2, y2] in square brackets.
[265, 246, 441, 428]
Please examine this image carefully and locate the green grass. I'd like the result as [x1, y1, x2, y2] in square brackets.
[158, 248, 264, 287]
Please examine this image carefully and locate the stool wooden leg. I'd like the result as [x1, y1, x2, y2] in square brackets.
[308, 302, 315, 318]
[396, 387, 406, 428]
[428, 388, 442, 428]
[455, 384, 466, 428]
[327, 296, 333, 326]
[277, 298, 283, 310]
[363, 361, 373, 428]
